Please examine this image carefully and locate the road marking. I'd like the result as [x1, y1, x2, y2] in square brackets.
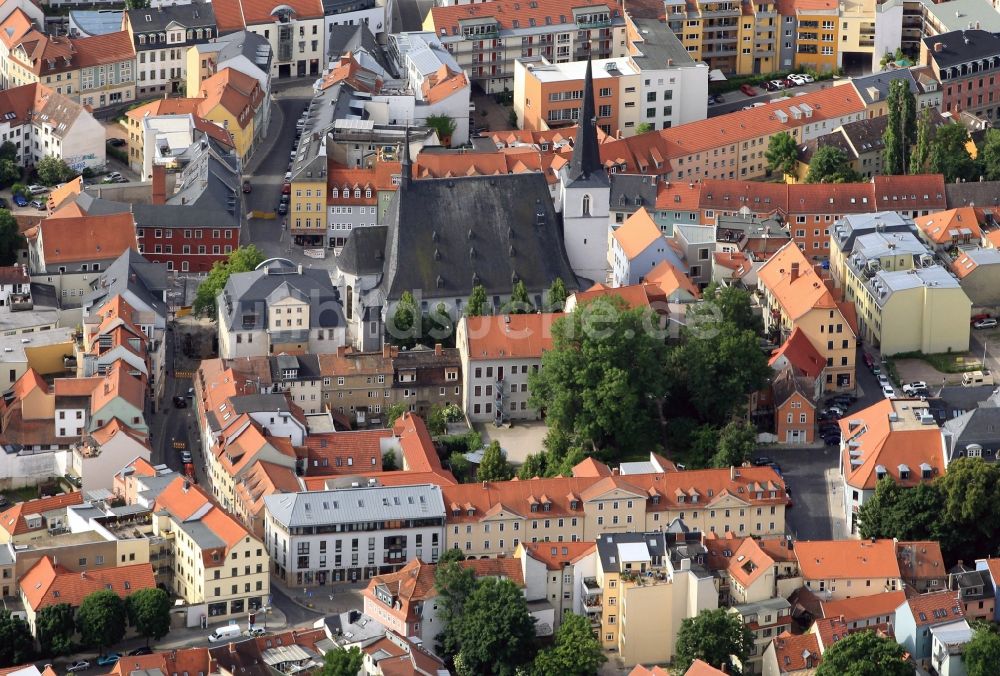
[172, 441, 187, 449]
[175, 371, 194, 379]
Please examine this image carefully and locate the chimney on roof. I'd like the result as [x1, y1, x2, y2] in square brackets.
[151, 164, 166, 205]
[80, 571, 86, 579]
[383, 344, 391, 359]
[790, 262, 800, 281]
[934, 42, 943, 53]
[183, 480, 190, 492]
[337, 344, 348, 358]
[435, 343, 443, 356]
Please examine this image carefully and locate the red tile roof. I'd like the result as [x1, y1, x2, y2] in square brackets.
[20, 557, 155, 610]
[212, 0, 324, 32]
[906, 590, 964, 626]
[820, 590, 907, 623]
[0, 492, 83, 536]
[770, 631, 821, 673]
[392, 412, 444, 474]
[572, 282, 671, 311]
[304, 429, 390, 475]
[198, 68, 264, 130]
[520, 541, 596, 570]
[570, 457, 612, 478]
[72, 30, 135, 67]
[896, 540, 945, 582]
[728, 537, 775, 589]
[34, 213, 136, 265]
[872, 174, 947, 212]
[769, 327, 825, 379]
[431, 0, 621, 34]
[795, 539, 901, 580]
[613, 208, 664, 259]
[644, 260, 701, 300]
[461, 313, 558, 360]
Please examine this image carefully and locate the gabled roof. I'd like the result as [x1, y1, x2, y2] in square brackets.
[904, 590, 964, 626]
[795, 539, 901, 581]
[211, 0, 324, 31]
[71, 30, 135, 67]
[769, 631, 821, 673]
[0, 492, 83, 536]
[682, 661, 727, 676]
[520, 541, 596, 570]
[758, 243, 845, 323]
[462, 314, 557, 360]
[392, 412, 445, 474]
[769, 328, 825, 380]
[728, 537, 775, 589]
[896, 540, 945, 582]
[613, 208, 664, 260]
[33, 213, 136, 265]
[20, 557, 155, 610]
[198, 67, 264, 129]
[644, 260, 700, 299]
[915, 207, 982, 245]
[304, 429, 390, 474]
[820, 590, 906, 623]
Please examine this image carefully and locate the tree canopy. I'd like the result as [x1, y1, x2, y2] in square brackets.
[425, 115, 458, 144]
[765, 131, 799, 177]
[477, 441, 513, 482]
[434, 555, 477, 659]
[815, 630, 910, 676]
[388, 291, 419, 348]
[882, 79, 916, 175]
[36, 603, 77, 656]
[928, 123, 979, 183]
[546, 278, 568, 312]
[193, 245, 265, 317]
[711, 420, 757, 468]
[319, 646, 364, 676]
[980, 128, 1000, 181]
[454, 577, 536, 676]
[530, 613, 605, 676]
[806, 146, 861, 184]
[529, 296, 669, 458]
[0, 209, 24, 266]
[673, 608, 753, 675]
[964, 624, 1000, 676]
[77, 590, 127, 652]
[0, 159, 19, 188]
[467, 285, 488, 316]
[126, 588, 171, 643]
[0, 610, 35, 666]
[36, 156, 76, 186]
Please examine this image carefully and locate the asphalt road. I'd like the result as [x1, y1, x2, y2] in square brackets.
[766, 445, 839, 541]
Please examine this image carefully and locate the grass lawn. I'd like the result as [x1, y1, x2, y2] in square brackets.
[897, 352, 983, 374]
[1, 485, 38, 504]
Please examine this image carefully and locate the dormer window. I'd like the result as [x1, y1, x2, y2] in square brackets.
[530, 504, 539, 512]
[651, 495, 660, 505]
[466, 508, 474, 516]
[543, 502, 551, 512]
[569, 500, 579, 510]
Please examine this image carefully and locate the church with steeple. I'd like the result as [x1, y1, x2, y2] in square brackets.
[557, 58, 611, 285]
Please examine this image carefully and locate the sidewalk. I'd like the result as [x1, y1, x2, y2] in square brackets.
[269, 576, 366, 617]
[245, 97, 285, 177]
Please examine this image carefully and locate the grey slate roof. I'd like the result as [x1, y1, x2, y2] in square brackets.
[372, 173, 579, 301]
[335, 226, 386, 276]
[851, 69, 921, 106]
[610, 173, 658, 213]
[327, 24, 386, 67]
[177, 519, 225, 549]
[69, 10, 124, 37]
[220, 263, 345, 333]
[85, 249, 169, 317]
[263, 484, 445, 528]
[626, 17, 694, 69]
[126, 2, 216, 50]
[942, 389, 1000, 462]
[565, 59, 608, 188]
[923, 30, 1000, 70]
[946, 181, 1000, 209]
[271, 354, 321, 381]
[229, 393, 293, 415]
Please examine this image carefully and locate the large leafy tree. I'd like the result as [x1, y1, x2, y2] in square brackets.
[531, 613, 605, 676]
[477, 441, 513, 482]
[528, 296, 670, 457]
[673, 609, 753, 675]
[882, 79, 916, 175]
[518, 452, 549, 479]
[388, 290, 419, 348]
[319, 646, 364, 676]
[936, 457, 1000, 561]
[193, 245, 265, 316]
[425, 114, 457, 145]
[806, 146, 861, 183]
[964, 624, 1000, 676]
[0, 159, 19, 188]
[0, 141, 17, 161]
[36, 156, 75, 186]
[910, 108, 935, 175]
[0, 610, 35, 666]
[36, 603, 77, 656]
[857, 478, 943, 544]
[711, 420, 757, 468]
[126, 587, 171, 643]
[928, 122, 979, 183]
[0, 209, 24, 266]
[435, 555, 477, 659]
[466, 284, 488, 317]
[455, 577, 536, 676]
[980, 128, 1000, 181]
[504, 279, 532, 314]
[693, 283, 762, 334]
[546, 278, 568, 312]
[815, 630, 910, 676]
[77, 590, 127, 654]
[765, 131, 799, 177]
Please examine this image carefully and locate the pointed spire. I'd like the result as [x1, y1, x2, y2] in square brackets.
[566, 57, 604, 183]
[400, 126, 412, 190]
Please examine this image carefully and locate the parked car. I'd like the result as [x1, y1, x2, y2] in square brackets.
[107, 138, 127, 147]
[902, 381, 928, 395]
[769, 79, 786, 90]
[0, 495, 7, 508]
[30, 199, 45, 210]
[284, 171, 292, 182]
[822, 406, 845, 418]
[67, 661, 90, 672]
[245, 627, 266, 637]
[798, 73, 815, 83]
[97, 654, 122, 667]
[871, 364, 882, 375]
[714, 93, 725, 103]
[768, 462, 783, 476]
[877, 374, 890, 387]
[752, 456, 773, 466]
[242, 180, 252, 194]
[0, 197, 8, 209]
[783, 77, 799, 88]
[882, 384, 896, 399]
[787, 73, 809, 85]
[27, 184, 48, 195]
[739, 83, 758, 96]
[279, 194, 290, 205]
[12, 193, 27, 207]
[282, 183, 291, 194]
[180, 450, 192, 464]
[862, 352, 875, 368]
[128, 647, 153, 656]
[707, 94, 717, 105]
[974, 318, 998, 330]
[102, 172, 123, 183]
[173, 395, 187, 408]
[277, 202, 288, 215]
[971, 313, 992, 323]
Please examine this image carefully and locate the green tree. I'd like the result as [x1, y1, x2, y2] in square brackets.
[806, 145, 861, 183]
[636, 122, 655, 134]
[980, 128, 1000, 181]
[456, 578, 536, 675]
[381, 449, 399, 471]
[385, 403, 407, 427]
[964, 624, 1000, 676]
[670, 322, 771, 423]
[435, 554, 477, 659]
[319, 646, 364, 676]
[126, 588, 171, 643]
[857, 477, 939, 541]
[546, 277, 568, 312]
[505, 279, 532, 314]
[0, 141, 17, 161]
[36, 156, 75, 186]
[193, 245, 265, 316]
[0, 610, 34, 667]
[467, 284, 488, 317]
[673, 608, 753, 675]
[0, 159, 19, 187]
[477, 441, 513, 481]
[0, 209, 24, 266]
[529, 296, 670, 457]
[531, 613, 606, 676]
[712, 420, 756, 468]
[936, 457, 1000, 560]
[910, 108, 935, 175]
[427, 404, 448, 436]
[36, 603, 78, 656]
[448, 452, 471, 480]
[426, 115, 457, 145]
[765, 131, 799, 177]
[693, 282, 762, 334]
[76, 590, 127, 654]
[388, 290, 419, 348]
[424, 302, 455, 346]
[928, 122, 978, 183]
[815, 630, 910, 676]
[518, 452, 550, 479]
[882, 79, 916, 175]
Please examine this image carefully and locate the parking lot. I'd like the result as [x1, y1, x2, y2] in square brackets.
[761, 446, 841, 541]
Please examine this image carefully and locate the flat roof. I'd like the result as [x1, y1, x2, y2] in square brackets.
[0, 327, 75, 365]
[629, 16, 697, 68]
[920, 0, 1000, 33]
[525, 57, 641, 82]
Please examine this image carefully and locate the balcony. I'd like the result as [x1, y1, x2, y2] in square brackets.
[576, 18, 611, 29]
[582, 576, 602, 599]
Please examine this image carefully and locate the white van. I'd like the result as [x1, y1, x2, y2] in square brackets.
[962, 370, 995, 387]
[208, 624, 242, 643]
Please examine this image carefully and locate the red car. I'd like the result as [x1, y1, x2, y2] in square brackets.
[862, 352, 874, 369]
[740, 83, 758, 96]
[971, 313, 992, 324]
[282, 183, 291, 194]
